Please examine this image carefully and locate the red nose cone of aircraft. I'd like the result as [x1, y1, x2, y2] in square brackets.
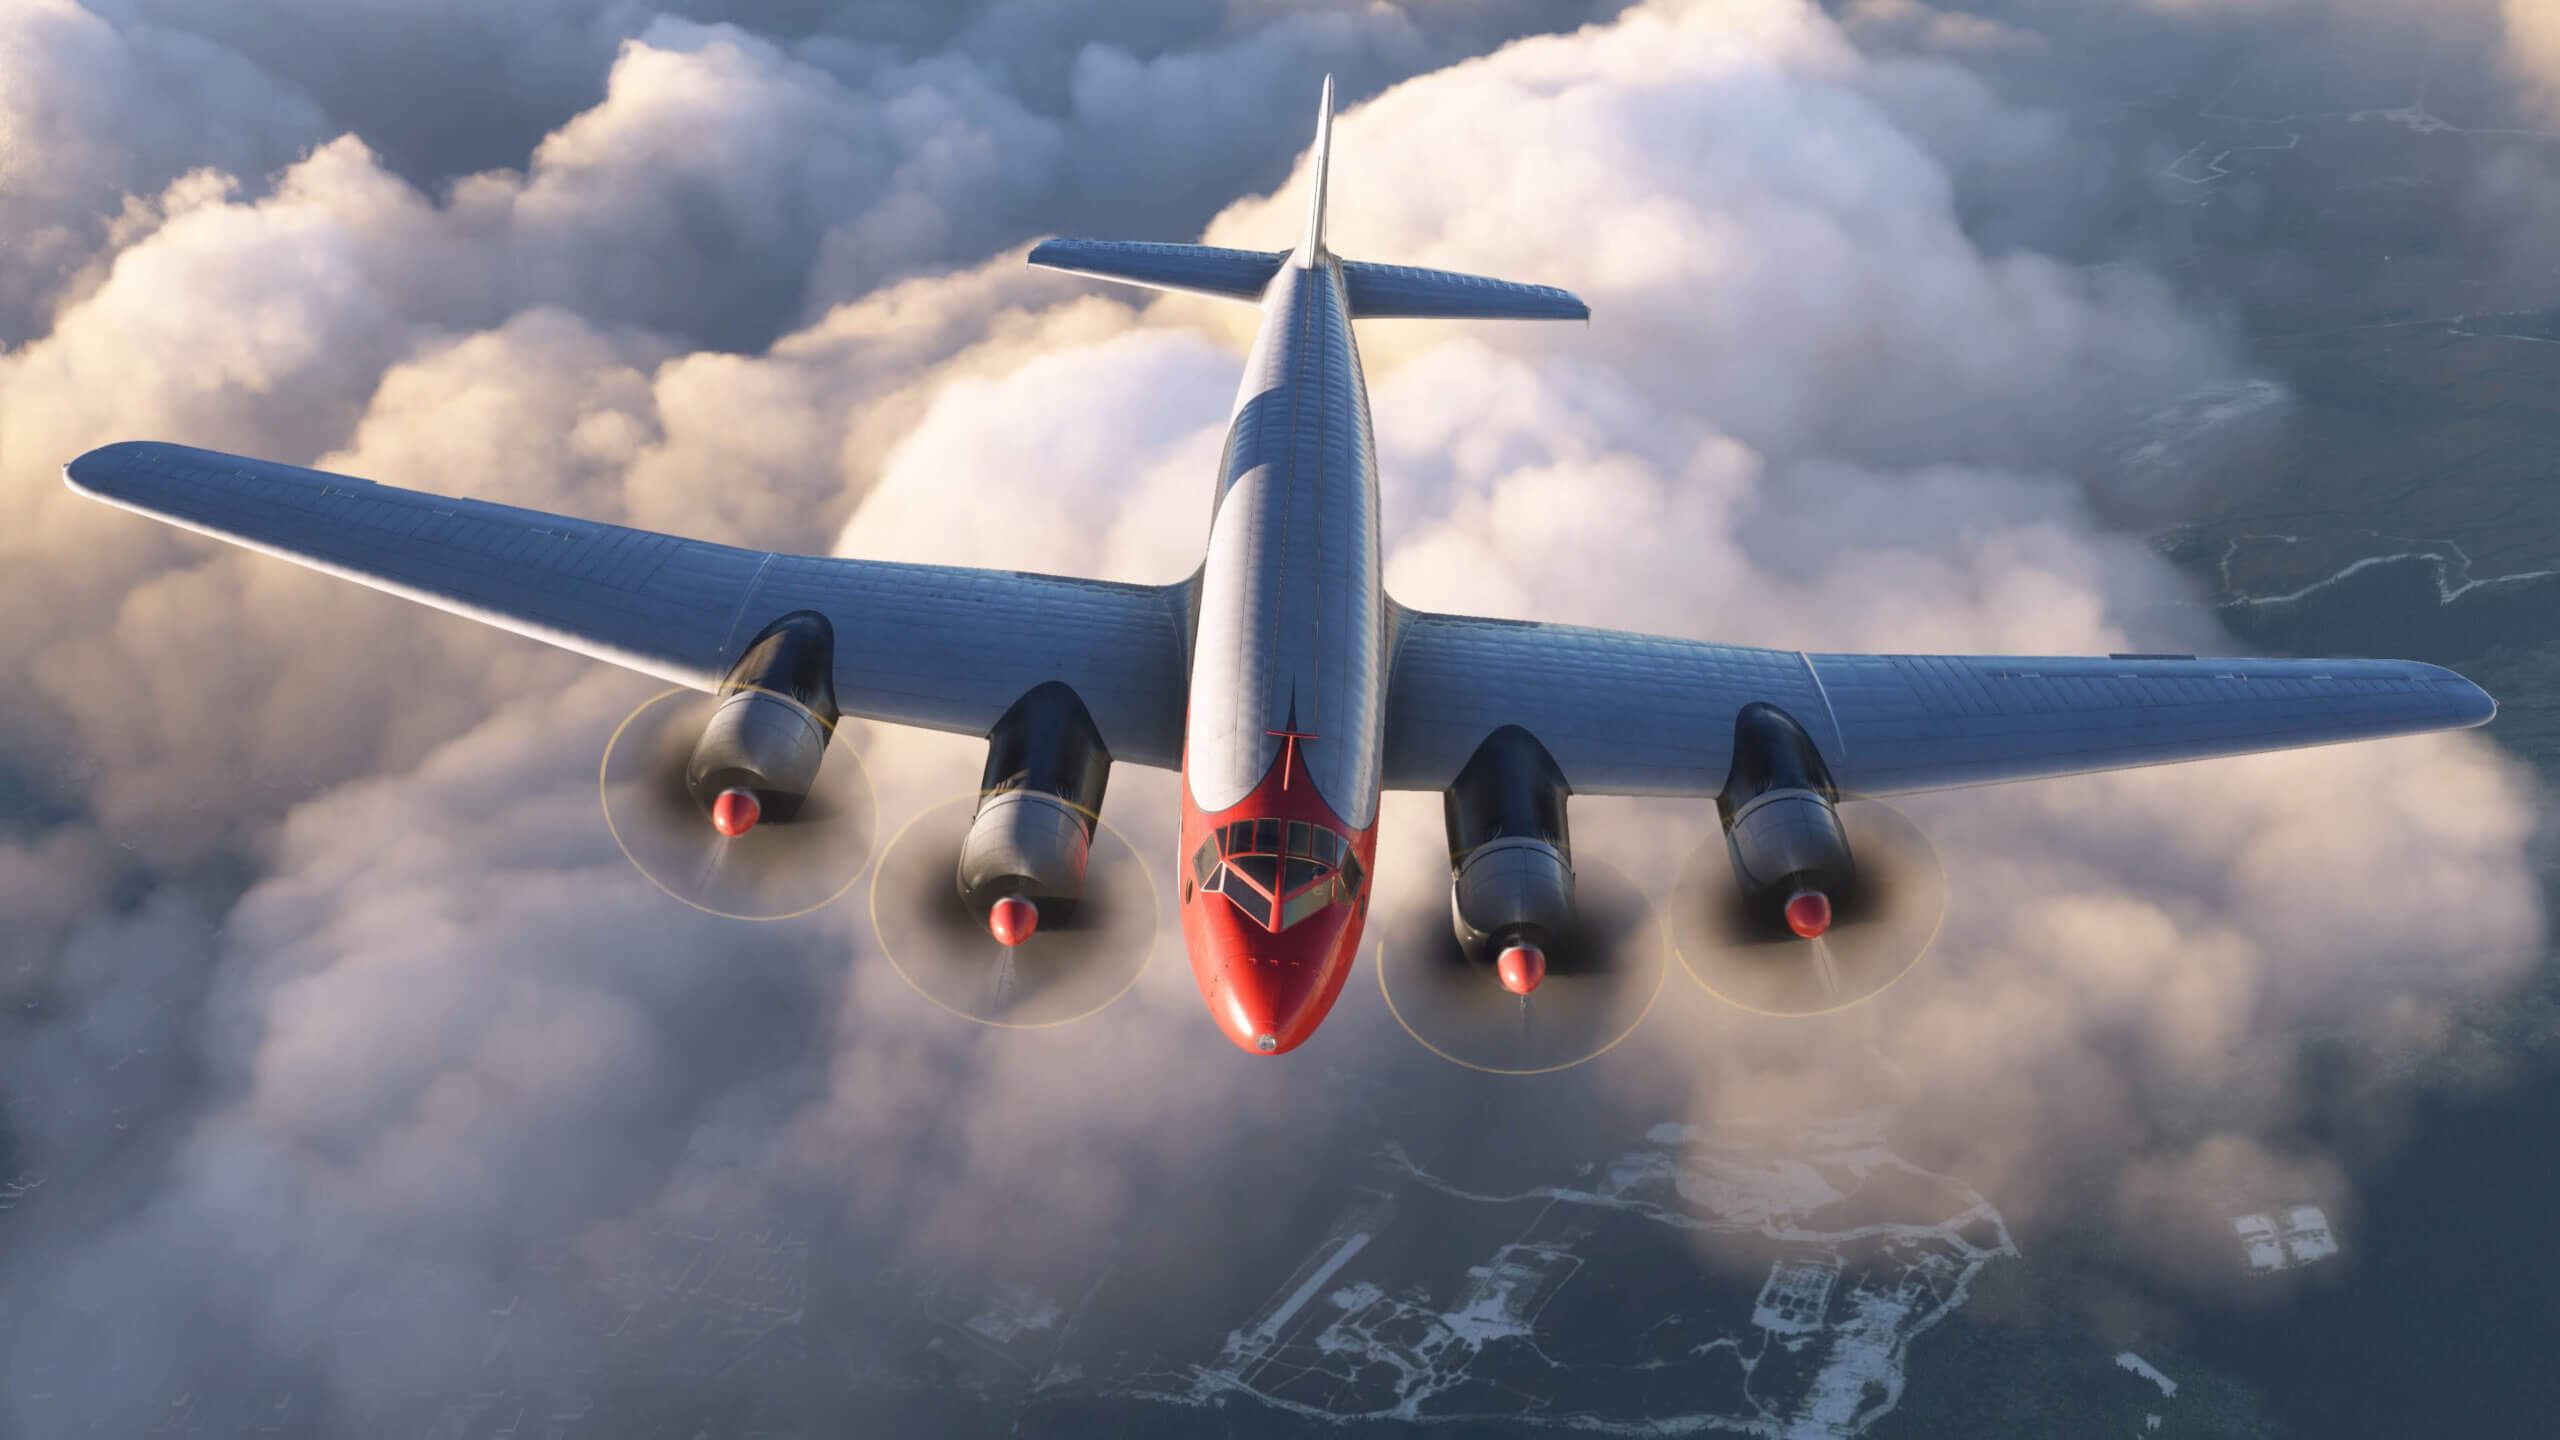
[987, 895, 1039, 947]
[1784, 889, 1832, 939]
[1496, 943, 1546, 995]
[1219, 960, 1319, 1053]
[1207, 904, 1359, 1056]
[709, 787, 760, 837]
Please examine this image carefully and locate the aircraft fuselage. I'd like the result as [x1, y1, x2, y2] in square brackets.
[1176, 252, 1386, 1054]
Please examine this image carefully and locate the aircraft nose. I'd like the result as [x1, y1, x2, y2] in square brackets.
[1213, 911, 1354, 1056]
[1217, 959, 1322, 1055]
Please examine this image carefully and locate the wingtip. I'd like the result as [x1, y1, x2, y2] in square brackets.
[2415, 662, 2498, 727]
[63, 440, 151, 498]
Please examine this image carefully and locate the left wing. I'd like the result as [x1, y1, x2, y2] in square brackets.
[1379, 601, 2495, 798]
[65, 442, 1194, 767]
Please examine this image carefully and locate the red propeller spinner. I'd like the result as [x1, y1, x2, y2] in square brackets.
[1783, 889, 1832, 939]
[710, 787, 760, 837]
[1496, 942, 1546, 995]
[987, 894, 1039, 947]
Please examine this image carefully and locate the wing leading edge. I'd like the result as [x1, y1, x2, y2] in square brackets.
[1380, 602, 2495, 799]
[65, 442, 1193, 768]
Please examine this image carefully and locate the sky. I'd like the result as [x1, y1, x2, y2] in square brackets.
[0, 0, 2553, 1430]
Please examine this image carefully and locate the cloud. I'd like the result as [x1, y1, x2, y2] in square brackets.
[11, 1, 1635, 354]
[0, 0, 2543, 1430]
[0, 0, 327, 343]
[2508, 0, 2560, 119]
[1205, 5, 2234, 482]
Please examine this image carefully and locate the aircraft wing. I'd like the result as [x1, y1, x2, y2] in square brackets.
[1379, 601, 2496, 798]
[64, 441, 1194, 767]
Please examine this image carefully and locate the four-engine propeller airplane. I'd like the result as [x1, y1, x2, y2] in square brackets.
[66, 79, 2496, 1057]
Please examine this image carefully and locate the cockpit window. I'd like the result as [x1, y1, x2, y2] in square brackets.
[1231, 853, 1280, 894]
[1226, 879, 1273, 927]
[1188, 817, 1362, 931]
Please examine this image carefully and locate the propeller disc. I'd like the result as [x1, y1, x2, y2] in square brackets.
[599, 687, 875, 921]
[1374, 857, 1667, 1075]
[869, 792, 1159, 1028]
[1672, 800, 1946, 1016]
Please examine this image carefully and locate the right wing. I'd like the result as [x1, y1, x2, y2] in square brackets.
[1380, 602, 2495, 798]
[65, 442, 1194, 768]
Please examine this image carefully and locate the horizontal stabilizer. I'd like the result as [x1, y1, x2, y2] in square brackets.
[1029, 238, 1287, 302]
[1341, 260, 1587, 321]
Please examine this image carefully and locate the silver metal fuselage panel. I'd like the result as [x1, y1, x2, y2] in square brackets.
[1184, 256, 1385, 828]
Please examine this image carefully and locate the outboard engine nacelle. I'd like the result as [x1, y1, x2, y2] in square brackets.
[1445, 726, 1574, 993]
[957, 683, 1111, 943]
[686, 611, 840, 833]
[1718, 702, 1854, 938]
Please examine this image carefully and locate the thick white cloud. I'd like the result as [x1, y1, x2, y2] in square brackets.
[0, 0, 327, 341]
[1202, 0, 2230, 480]
[0, 0, 2543, 1429]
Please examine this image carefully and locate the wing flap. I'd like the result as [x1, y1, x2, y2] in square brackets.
[66, 441, 1193, 767]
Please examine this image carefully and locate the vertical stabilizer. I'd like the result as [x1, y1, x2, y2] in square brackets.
[1297, 75, 1334, 266]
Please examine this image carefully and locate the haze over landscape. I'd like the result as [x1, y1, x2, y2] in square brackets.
[4, 0, 2559, 1433]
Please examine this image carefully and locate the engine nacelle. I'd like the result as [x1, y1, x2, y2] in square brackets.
[686, 611, 840, 822]
[1444, 726, 1575, 956]
[1718, 702, 1854, 932]
[957, 682, 1112, 909]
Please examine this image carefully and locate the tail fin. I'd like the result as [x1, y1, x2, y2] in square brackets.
[1298, 74, 1334, 264]
[1028, 73, 1587, 321]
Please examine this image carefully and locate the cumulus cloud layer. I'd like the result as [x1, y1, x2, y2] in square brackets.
[0, 0, 2545, 1430]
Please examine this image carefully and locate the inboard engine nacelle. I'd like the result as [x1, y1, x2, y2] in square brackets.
[687, 611, 841, 834]
[1445, 726, 1574, 994]
[1718, 702, 1854, 938]
[958, 683, 1112, 942]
